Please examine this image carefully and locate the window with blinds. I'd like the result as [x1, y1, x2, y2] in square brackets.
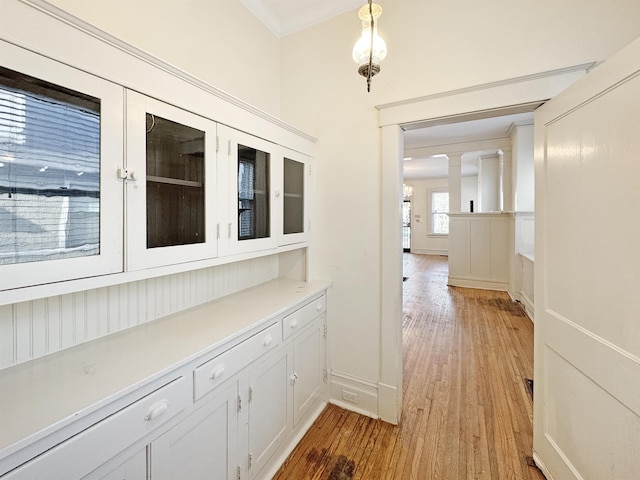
[0, 66, 101, 265]
[237, 144, 269, 240]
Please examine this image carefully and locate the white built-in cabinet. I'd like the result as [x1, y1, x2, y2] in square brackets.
[0, 283, 328, 480]
[0, 39, 313, 294]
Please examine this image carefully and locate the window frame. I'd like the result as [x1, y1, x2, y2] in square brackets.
[429, 188, 449, 237]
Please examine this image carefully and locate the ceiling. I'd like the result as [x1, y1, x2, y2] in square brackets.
[241, 0, 363, 37]
[403, 112, 535, 179]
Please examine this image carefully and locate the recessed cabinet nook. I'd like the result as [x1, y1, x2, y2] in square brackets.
[0, 2, 325, 480]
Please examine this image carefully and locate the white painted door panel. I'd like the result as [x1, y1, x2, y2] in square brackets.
[292, 318, 324, 426]
[150, 381, 238, 480]
[534, 36, 640, 480]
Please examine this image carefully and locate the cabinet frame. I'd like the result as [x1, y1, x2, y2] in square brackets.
[125, 91, 218, 271]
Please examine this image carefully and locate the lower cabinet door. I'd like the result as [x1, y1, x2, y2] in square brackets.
[150, 382, 239, 480]
[292, 318, 324, 426]
[92, 449, 146, 480]
[247, 348, 291, 478]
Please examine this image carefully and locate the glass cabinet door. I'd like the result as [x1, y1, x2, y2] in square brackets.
[126, 91, 217, 271]
[279, 148, 310, 245]
[0, 44, 124, 291]
[221, 126, 277, 255]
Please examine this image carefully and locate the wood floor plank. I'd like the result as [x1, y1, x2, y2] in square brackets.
[272, 254, 545, 480]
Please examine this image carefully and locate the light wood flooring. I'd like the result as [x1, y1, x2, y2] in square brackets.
[273, 253, 544, 480]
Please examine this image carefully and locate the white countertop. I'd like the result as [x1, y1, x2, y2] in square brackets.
[0, 278, 329, 462]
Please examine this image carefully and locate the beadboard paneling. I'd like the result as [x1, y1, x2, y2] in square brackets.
[0, 255, 278, 370]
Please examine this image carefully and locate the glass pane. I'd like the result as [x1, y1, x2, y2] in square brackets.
[283, 157, 304, 235]
[402, 200, 411, 249]
[0, 66, 101, 265]
[146, 114, 205, 248]
[432, 191, 449, 234]
[238, 145, 270, 240]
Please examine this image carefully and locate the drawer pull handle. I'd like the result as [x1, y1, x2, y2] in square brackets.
[211, 366, 226, 380]
[145, 400, 170, 422]
[290, 319, 298, 329]
[262, 334, 273, 347]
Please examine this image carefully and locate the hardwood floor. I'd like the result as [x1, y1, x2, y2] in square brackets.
[273, 254, 544, 480]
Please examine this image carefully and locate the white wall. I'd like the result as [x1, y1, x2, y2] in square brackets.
[404, 178, 448, 255]
[512, 123, 535, 212]
[47, 0, 281, 116]
[478, 156, 500, 212]
[279, 1, 640, 417]
[461, 176, 478, 213]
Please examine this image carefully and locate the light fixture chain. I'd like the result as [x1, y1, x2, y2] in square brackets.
[367, 0, 374, 92]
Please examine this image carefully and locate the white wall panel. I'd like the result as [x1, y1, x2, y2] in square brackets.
[0, 256, 278, 370]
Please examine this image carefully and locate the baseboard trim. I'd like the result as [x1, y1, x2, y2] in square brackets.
[533, 451, 555, 480]
[329, 371, 379, 419]
[447, 276, 509, 291]
[410, 248, 448, 256]
[519, 291, 535, 321]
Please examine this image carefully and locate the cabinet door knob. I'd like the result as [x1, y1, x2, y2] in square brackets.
[210, 365, 226, 380]
[144, 399, 170, 421]
[290, 373, 298, 385]
[316, 303, 323, 312]
[262, 334, 273, 347]
[290, 319, 298, 329]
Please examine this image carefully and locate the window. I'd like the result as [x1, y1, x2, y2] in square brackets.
[431, 190, 449, 235]
[237, 145, 270, 240]
[0, 66, 101, 265]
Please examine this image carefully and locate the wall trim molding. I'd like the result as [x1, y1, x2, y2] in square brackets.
[411, 248, 448, 256]
[375, 63, 594, 128]
[376, 62, 596, 111]
[519, 291, 535, 321]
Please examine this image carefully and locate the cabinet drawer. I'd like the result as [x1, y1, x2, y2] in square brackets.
[193, 322, 281, 401]
[2, 377, 189, 480]
[282, 295, 326, 340]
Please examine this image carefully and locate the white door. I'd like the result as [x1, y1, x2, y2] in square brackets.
[534, 37, 640, 479]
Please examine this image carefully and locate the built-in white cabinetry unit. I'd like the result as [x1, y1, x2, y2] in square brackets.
[125, 91, 218, 271]
[0, 3, 324, 480]
[0, 280, 328, 480]
[0, 41, 124, 291]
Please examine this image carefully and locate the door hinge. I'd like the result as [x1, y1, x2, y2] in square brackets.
[323, 323, 327, 338]
[237, 394, 242, 412]
[248, 453, 253, 469]
[216, 223, 220, 239]
[228, 139, 232, 156]
[237, 465, 241, 480]
[248, 386, 253, 403]
[216, 136, 220, 153]
[323, 369, 328, 382]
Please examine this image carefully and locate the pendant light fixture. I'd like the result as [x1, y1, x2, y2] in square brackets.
[352, 0, 387, 92]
